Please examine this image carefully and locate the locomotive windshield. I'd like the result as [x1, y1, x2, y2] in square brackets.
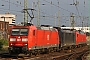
[11, 28, 28, 35]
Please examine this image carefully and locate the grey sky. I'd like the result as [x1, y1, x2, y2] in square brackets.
[0, 0, 89, 27]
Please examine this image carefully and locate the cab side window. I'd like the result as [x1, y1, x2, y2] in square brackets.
[77, 34, 78, 37]
[33, 30, 35, 36]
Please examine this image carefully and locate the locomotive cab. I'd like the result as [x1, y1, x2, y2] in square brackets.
[8, 24, 37, 54]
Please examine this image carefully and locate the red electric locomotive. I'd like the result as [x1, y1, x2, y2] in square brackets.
[8, 24, 59, 54]
[76, 30, 86, 45]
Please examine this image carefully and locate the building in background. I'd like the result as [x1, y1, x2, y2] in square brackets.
[0, 21, 9, 39]
[0, 12, 16, 39]
[0, 12, 16, 26]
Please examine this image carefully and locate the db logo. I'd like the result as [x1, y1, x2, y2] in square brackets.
[17, 39, 21, 41]
[47, 35, 49, 40]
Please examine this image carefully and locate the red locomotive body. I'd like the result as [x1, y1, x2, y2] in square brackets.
[35, 30, 59, 49]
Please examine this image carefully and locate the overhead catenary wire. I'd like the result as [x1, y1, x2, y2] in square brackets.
[1, 0, 24, 7]
[1, 0, 88, 17]
[1, 0, 60, 21]
[0, 0, 24, 16]
[43, 0, 77, 15]
[0, 0, 88, 26]
[1, 0, 86, 18]
[43, 0, 88, 18]
[0, 9, 23, 17]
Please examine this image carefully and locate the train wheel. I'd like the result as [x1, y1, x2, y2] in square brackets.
[32, 50, 38, 56]
[29, 53, 32, 57]
[47, 48, 50, 54]
[37, 50, 40, 55]
[56, 47, 60, 52]
[29, 51, 32, 57]
[34, 52, 37, 56]
[9, 50, 16, 54]
[9, 50, 12, 54]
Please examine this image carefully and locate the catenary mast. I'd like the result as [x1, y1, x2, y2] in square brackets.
[37, 0, 40, 27]
[24, 0, 28, 25]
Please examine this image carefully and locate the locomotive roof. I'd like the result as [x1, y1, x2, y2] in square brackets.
[37, 26, 57, 31]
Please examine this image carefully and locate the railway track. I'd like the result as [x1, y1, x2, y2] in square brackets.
[82, 51, 89, 60]
[0, 45, 89, 60]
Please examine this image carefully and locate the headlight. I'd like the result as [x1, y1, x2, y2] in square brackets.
[10, 38, 16, 42]
[22, 38, 28, 42]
